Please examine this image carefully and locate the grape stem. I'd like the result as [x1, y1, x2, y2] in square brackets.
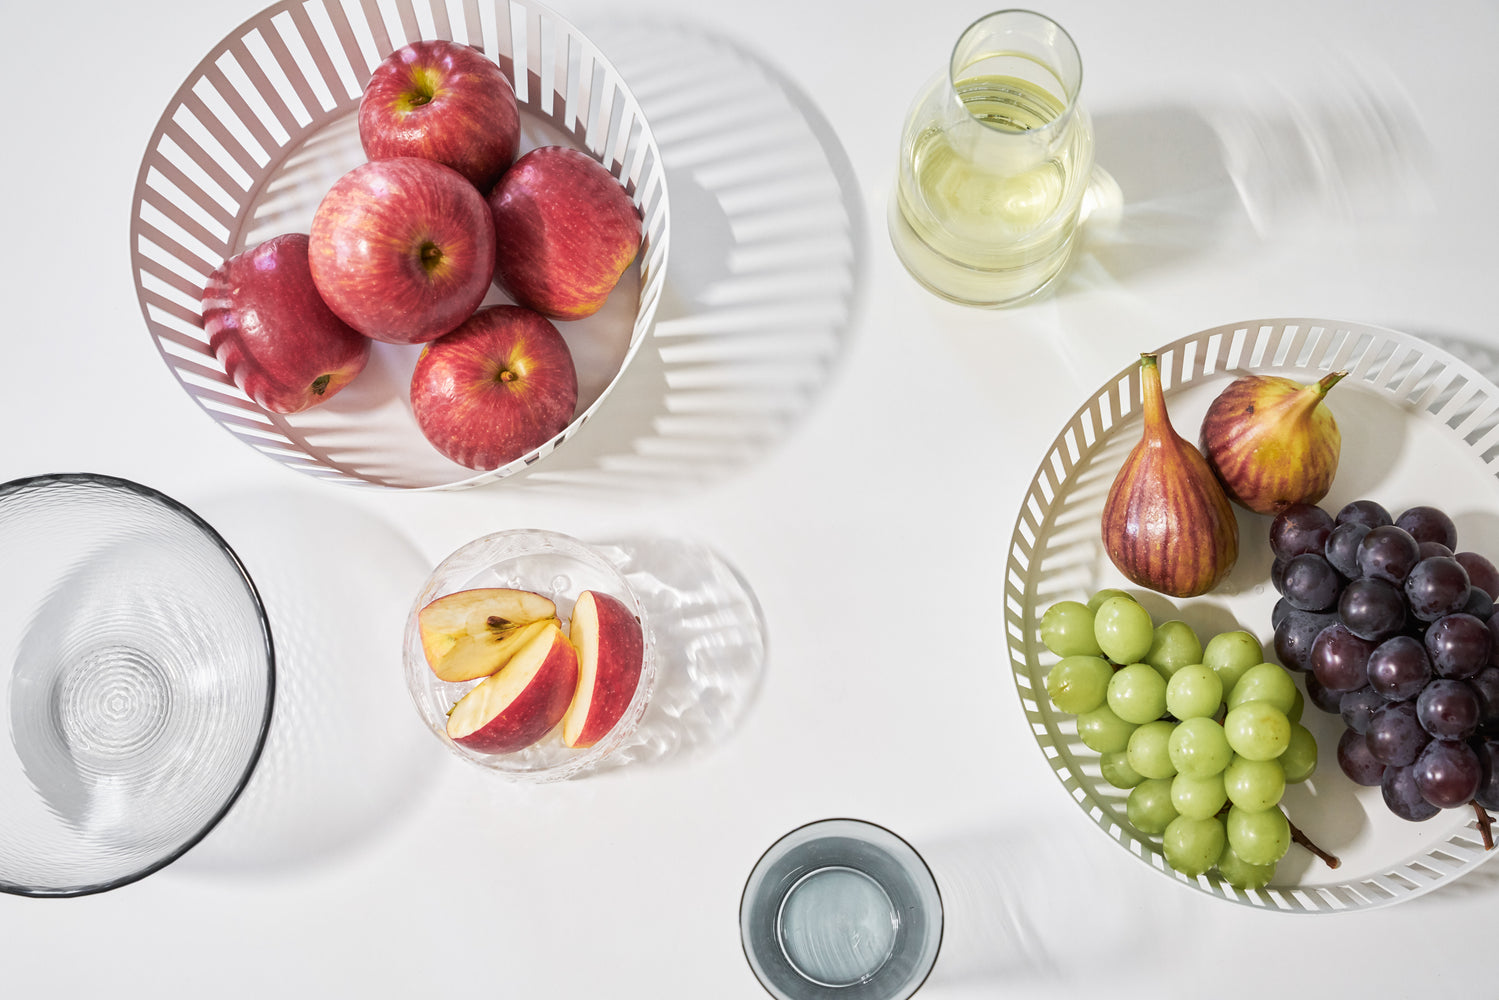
[1287, 816, 1341, 870]
[1472, 801, 1495, 851]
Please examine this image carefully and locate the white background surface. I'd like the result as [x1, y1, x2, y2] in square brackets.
[4, 0, 1497, 996]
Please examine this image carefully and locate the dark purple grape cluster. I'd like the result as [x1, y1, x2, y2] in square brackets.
[1268, 499, 1499, 823]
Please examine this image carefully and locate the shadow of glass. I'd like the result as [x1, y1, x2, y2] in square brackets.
[1063, 61, 1430, 293]
[917, 822, 1185, 990]
[590, 536, 767, 774]
[502, 17, 867, 496]
[168, 491, 446, 876]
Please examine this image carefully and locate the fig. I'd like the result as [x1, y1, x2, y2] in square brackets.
[1102, 354, 1239, 598]
[1199, 370, 1347, 515]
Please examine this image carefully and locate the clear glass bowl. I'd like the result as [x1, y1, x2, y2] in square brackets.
[0, 473, 273, 896]
[403, 529, 656, 781]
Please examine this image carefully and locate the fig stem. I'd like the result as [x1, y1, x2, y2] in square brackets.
[1138, 353, 1169, 430]
[1472, 801, 1495, 851]
[1314, 370, 1349, 395]
[1288, 815, 1341, 869]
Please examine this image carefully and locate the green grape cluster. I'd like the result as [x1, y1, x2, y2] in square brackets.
[1040, 591, 1318, 889]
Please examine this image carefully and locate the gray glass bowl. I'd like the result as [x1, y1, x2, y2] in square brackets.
[0, 474, 273, 896]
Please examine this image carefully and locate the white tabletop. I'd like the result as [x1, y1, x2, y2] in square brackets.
[5, 0, 1498, 996]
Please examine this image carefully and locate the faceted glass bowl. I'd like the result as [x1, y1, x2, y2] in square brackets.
[0, 474, 273, 896]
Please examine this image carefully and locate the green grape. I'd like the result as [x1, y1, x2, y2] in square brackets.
[1126, 720, 1178, 780]
[1127, 777, 1178, 835]
[1100, 750, 1144, 789]
[1107, 663, 1168, 725]
[1223, 755, 1285, 811]
[1163, 815, 1227, 878]
[1168, 716, 1232, 778]
[1203, 630, 1264, 697]
[1087, 588, 1135, 613]
[1165, 664, 1223, 721]
[1223, 700, 1291, 762]
[1225, 805, 1291, 866]
[1077, 704, 1137, 754]
[1039, 600, 1104, 657]
[1171, 771, 1228, 820]
[1216, 843, 1277, 891]
[1288, 683, 1304, 724]
[1093, 596, 1155, 665]
[1046, 655, 1114, 714]
[1145, 620, 1203, 678]
[1279, 723, 1318, 784]
[1225, 662, 1298, 715]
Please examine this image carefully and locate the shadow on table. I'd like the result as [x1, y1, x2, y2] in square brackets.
[167, 490, 445, 877]
[591, 536, 768, 775]
[1065, 59, 1431, 291]
[918, 821, 1184, 990]
[503, 17, 866, 497]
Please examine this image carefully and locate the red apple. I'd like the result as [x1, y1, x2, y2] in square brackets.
[446, 622, 579, 754]
[417, 587, 560, 682]
[359, 40, 520, 192]
[486, 145, 642, 320]
[201, 233, 370, 414]
[409, 304, 579, 470]
[562, 590, 646, 749]
[309, 157, 494, 344]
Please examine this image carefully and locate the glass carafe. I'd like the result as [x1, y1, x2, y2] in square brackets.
[889, 10, 1096, 307]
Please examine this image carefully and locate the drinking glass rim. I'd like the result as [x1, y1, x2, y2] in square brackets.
[947, 8, 1084, 136]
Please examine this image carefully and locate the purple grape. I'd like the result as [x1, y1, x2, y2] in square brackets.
[1338, 577, 1407, 643]
[1367, 700, 1432, 766]
[1271, 597, 1292, 630]
[1273, 609, 1337, 673]
[1357, 525, 1422, 584]
[1413, 738, 1481, 808]
[1456, 552, 1499, 601]
[1488, 611, 1499, 668]
[1270, 503, 1335, 561]
[1324, 521, 1370, 579]
[1425, 613, 1492, 679]
[1416, 679, 1480, 740]
[1463, 587, 1495, 621]
[1396, 505, 1458, 551]
[1311, 623, 1376, 693]
[1338, 727, 1387, 786]
[1336, 499, 1393, 529]
[1403, 556, 1471, 622]
[1366, 635, 1432, 702]
[1475, 740, 1499, 811]
[1470, 667, 1499, 725]
[1271, 557, 1289, 595]
[1305, 674, 1345, 714]
[1382, 763, 1442, 821]
[1282, 552, 1343, 612]
[1340, 686, 1385, 734]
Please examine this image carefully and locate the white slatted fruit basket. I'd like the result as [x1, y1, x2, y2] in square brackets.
[1007, 318, 1499, 911]
[130, 0, 669, 489]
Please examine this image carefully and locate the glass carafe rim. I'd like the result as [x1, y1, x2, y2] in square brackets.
[947, 8, 1084, 138]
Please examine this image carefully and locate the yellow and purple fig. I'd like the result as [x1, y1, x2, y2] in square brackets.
[1103, 354, 1239, 598]
[1199, 370, 1347, 515]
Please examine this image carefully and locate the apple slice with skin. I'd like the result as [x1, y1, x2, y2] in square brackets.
[447, 622, 579, 754]
[418, 587, 558, 682]
[562, 590, 645, 749]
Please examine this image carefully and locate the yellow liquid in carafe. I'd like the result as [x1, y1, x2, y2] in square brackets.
[891, 73, 1092, 306]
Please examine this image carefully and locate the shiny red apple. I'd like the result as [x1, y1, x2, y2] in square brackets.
[410, 304, 579, 470]
[309, 157, 494, 344]
[359, 39, 520, 192]
[201, 233, 371, 414]
[486, 145, 642, 320]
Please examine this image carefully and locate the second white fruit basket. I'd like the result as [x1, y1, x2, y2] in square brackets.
[129, 0, 669, 490]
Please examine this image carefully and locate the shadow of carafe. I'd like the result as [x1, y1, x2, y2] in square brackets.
[500, 16, 867, 497]
[589, 536, 768, 774]
[165, 490, 446, 877]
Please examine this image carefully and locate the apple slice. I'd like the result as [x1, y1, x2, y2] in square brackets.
[446, 622, 579, 754]
[418, 587, 558, 682]
[562, 591, 646, 749]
